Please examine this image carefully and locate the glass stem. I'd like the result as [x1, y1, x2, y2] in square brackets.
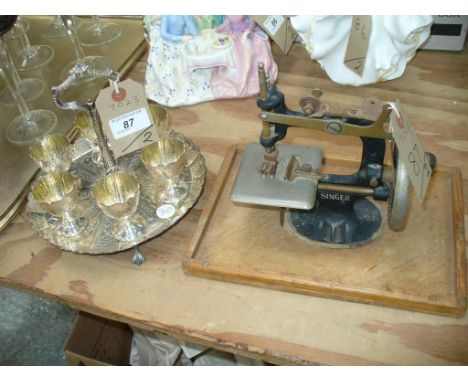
[91, 16, 104, 34]
[53, 16, 65, 28]
[16, 17, 35, 57]
[0, 66, 31, 119]
[0, 38, 32, 123]
[0, 37, 22, 90]
[72, 33, 86, 60]
[61, 16, 86, 60]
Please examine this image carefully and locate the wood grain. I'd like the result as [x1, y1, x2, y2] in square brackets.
[0, 41, 467, 365]
[184, 146, 466, 316]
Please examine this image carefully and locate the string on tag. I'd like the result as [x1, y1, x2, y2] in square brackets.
[95, 78, 158, 159]
[387, 102, 404, 131]
[110, 78, 120, 95]
[387, 102, 400, 119]
[109, 72, 126, 102]
[110, 80, 126, 102]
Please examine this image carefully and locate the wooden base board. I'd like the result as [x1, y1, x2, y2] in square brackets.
[183, 145, 467, 317]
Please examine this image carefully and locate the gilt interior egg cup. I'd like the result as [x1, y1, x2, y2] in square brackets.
[73, 111, 103, 165]
[25, 62, 206, 257]
[92, 171, 145, 242]
[141, 136, 188, 205]
[31, 171, 87, 237]
[29, 133, 72, 172]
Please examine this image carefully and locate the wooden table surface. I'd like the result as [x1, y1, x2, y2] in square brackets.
[0, 42, 467, 365]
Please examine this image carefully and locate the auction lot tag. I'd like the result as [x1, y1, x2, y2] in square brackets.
[344, 15, 372, 76]
[390, 102, 433, 202]
[109, 108, 151, 139]
[253, 15, 297, 54]
[263, 15, 285, 36]
[96, 79, 158, 158]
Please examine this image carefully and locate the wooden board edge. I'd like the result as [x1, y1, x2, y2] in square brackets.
[186, 259, 465, 317]
[0, 277, 327, 365]
[451, 168, 467, 314]
[182, 145, 238, 272]
[183, 147, 467, 318]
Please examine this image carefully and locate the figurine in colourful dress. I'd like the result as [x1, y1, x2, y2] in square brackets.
[210, 16, 278, 99]
[160, 16, 199, 42]
[144, 15, 278, 107]
[145, 15, 214, 107]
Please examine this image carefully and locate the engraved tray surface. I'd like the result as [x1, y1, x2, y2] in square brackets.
[26, 130, 205, 254]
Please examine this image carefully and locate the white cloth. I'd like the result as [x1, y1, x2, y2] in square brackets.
[130, 327, 181, 366]
[291, 16, 433, 86]
[129, 326, 265, 366]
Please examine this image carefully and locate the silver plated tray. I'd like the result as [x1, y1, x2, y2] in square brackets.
[26, 130, 206, 254]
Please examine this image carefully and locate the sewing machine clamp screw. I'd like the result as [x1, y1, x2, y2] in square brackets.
[326, 122, 342, 134]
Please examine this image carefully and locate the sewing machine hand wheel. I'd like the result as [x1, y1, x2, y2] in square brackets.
[388, 148, 436, 231]
[231, 63, 438, 247]
[387, 145, 410, 231]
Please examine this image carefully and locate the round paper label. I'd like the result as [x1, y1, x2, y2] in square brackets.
[156, 204, 176, 219]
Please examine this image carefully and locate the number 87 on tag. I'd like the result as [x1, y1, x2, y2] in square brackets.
[96, 79, 160, 158]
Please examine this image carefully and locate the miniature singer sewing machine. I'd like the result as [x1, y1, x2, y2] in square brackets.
[231, 63, 436, 247]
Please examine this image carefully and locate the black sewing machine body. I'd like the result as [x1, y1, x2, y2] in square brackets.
[231, 64, 435, 247]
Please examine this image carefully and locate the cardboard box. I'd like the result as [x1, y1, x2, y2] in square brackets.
[64, 311, 133, 366]
[421, 16, 468, 51]
[253, 16, 297, 54]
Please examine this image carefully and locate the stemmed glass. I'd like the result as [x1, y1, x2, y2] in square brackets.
[40, 15, 82, 39]
[4, 17, 29, 38]
[0, 38, 44, 106]
[78, 16, 122, 46]
[60, 15, 111, 84]
[0, 46, 57, 145]
[7, 16, 54, 71]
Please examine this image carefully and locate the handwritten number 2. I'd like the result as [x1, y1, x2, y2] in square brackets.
[143, 131, 153, 143]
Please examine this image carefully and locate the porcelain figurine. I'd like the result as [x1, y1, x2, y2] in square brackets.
[160, 16, 199, 42]
[144, 15, 214, 107]
[193, 15, 224, 32]
[290, 16, 433, 86]
[144, 15, 278, 107]
[211, 15, 278, 99]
